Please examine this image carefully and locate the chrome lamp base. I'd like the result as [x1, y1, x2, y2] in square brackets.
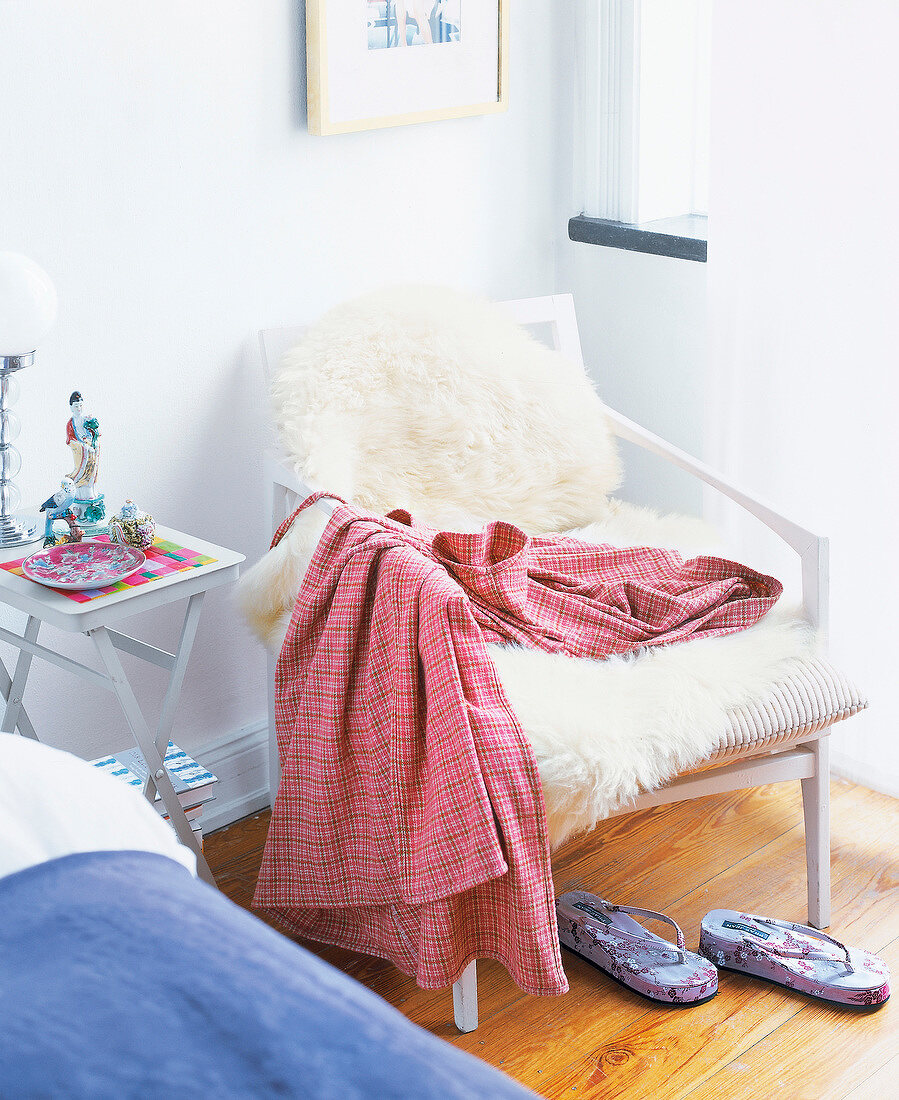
[0, 512, 39, 548]
[1, 351, 41, 548]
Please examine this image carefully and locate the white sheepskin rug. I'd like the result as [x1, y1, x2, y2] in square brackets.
[270, 285, 623, 533]
[240, 286, 818, 849]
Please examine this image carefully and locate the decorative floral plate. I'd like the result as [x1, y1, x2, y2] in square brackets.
[22, 540, 146, 590]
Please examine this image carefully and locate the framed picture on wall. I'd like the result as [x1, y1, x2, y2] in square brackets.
[306, 1, 508, 135]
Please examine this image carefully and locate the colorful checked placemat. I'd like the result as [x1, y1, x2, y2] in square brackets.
[1, 536, 218, 603]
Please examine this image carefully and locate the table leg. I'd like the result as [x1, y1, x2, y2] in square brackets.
[155, 592, 204, 760]
[89, 625, 217, 888]
[0, 657, 39, 739]
[140, 592, 206, 801]
[0, 616, 40, 739]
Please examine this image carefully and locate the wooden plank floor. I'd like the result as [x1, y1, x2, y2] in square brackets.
[205, 778, 898, 1099]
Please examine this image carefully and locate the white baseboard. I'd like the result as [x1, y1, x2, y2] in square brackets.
[831, 752, 899, 801]
[196, 719, 273, 834]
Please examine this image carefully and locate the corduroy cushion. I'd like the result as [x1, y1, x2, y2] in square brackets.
[702, 655, 866, 765]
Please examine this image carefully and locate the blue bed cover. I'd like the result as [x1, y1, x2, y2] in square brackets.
[0, 851, 536, 1099]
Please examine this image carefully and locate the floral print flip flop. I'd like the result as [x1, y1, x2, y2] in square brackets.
[698, 910, 890, 1011]
[556, 891, 718, 1006]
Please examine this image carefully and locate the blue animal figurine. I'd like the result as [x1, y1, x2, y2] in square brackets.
[40, 477, 77, 546]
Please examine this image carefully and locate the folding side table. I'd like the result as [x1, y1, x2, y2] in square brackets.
[0, 526, 244, 886]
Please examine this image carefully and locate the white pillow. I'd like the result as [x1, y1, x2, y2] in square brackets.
[0, 733, 197, 879]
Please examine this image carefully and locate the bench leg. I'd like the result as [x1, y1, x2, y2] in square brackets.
[801, 736, 831, 928]
[452, 960, 478, 1033]
[267, 650, 280, 805]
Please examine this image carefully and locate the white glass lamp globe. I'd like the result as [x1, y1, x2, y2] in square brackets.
[0, 252, 58, 356]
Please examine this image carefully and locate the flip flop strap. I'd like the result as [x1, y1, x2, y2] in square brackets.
[574, 900, 686, 956]
[739, 917, 853, 971]
[609, 903, 687, 951]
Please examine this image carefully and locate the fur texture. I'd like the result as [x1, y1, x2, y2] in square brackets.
[240, 287, 816, 849]
[271, 285, 623, 532]
[491, 608, 810, 847]
[238, 507, 330, 653]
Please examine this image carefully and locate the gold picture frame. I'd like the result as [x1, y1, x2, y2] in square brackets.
[306, 1, 508, 136]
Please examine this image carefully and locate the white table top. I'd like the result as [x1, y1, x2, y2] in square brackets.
[0, 526, 245, 632]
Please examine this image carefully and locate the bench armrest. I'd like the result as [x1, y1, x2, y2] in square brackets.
[604, 407, 829, 638]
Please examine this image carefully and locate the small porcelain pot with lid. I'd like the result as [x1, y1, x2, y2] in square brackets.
[108, 499, 156, 550]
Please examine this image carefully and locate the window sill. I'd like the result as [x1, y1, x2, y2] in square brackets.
[568, 213, 708, 262]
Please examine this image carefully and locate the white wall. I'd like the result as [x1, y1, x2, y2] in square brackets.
[709, 1, 899, 794]
[559, 240, 707, 515]
[0, 0, 566, 761]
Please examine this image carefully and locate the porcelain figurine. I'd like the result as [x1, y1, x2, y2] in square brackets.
[39, 477, 77, 546]
[66, 390, 105, 527]
[108, 499, 156, 549]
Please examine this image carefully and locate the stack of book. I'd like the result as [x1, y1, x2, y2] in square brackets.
[90, 741, 218, 847]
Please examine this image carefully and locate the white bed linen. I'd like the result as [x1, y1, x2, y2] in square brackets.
[0, 733, 196, 879]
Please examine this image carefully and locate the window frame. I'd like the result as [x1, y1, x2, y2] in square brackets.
[572, 0, 710, 261]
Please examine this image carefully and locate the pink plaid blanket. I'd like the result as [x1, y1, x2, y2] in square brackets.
[253, 498, 781, 995]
